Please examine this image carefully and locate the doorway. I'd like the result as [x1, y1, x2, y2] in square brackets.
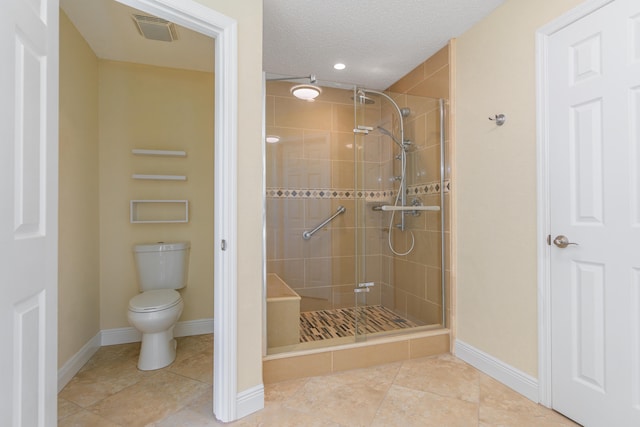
[538, 0, 640, 425]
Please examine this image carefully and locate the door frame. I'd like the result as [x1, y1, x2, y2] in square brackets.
[535, 0, 615, 408]
[114, 0, 239, 421]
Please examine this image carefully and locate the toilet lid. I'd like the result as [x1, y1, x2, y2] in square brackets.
[129, 289, 181, 312]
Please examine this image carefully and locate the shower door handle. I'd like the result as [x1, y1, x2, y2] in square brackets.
[353, 125, 373, 135]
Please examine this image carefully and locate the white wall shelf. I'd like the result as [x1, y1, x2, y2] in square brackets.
[131, 149, 187, 157]
[131, 174, 187, 181]
[130, 200, 189, 223]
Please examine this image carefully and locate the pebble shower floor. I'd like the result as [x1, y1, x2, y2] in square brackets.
[299, 305, 420, 342]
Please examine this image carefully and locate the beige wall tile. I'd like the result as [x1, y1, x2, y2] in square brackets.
[388, 62, 425, 94]
[263, 353, 332, 383]
[275, 96, 333, 129]
[394, 258, 427, 299]
[331, 159, 355, 189]
[332, 228, 355, 257]
[331, 132, 356, 162]
[423, 46, 449, 79]
[303, 130, 331, 160]
[427, 267, 443, 304]
[332, 284, 358, 309]
[267, 259, 305, 288]
[409, 334, 450, 358]
[410, 66, 450, 100]
[331, 255, 357, 285]
[405, 113, 427, 150]
[333, 341, 409, 372]
[333, 104, 355, 132]
[298, 288, 333, 312]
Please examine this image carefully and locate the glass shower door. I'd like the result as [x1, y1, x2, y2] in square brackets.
[353, 88, 447, 341]
[352, 88, 385, 342]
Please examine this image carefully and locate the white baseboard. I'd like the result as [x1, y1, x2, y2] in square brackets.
[101, 326, 142, 346]
[454, 339, 539, 402]
[236, 384, 265, 420]
[101, 318, 214, 346]
[57, 332, 101, 392]
[174, 318, 215, 337]
[59, 318, 215, 391]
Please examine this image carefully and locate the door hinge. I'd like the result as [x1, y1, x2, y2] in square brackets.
[546, 234, 551, 245]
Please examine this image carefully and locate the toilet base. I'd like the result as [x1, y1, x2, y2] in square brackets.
[137, 327, 177, 370]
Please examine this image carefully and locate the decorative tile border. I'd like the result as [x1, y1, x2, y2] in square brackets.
[266, 180, 450, 201]
[266, 188, 357, 199]
[407, 180, 451, 196]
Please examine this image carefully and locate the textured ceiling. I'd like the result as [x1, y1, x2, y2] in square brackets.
[62, 0, 505, 91]
[263, 0, 505, 90]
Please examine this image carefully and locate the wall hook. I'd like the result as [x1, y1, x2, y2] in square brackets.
[489, 114, 506, 126]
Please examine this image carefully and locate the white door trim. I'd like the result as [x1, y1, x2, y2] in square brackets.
[535, 0, 615, 408]
[114, 0, 239, 422]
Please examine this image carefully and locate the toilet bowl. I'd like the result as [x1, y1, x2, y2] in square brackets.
[128, 289, 184, 370]
[127, 242, 190, 370]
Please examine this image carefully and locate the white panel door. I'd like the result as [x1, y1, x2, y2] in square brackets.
[0, 0, 58, 425]
[549, 0, 640, 425]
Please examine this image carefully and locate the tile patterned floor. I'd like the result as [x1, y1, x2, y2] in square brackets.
[58, 334, 580, 426]
[299, 305, 421, 342]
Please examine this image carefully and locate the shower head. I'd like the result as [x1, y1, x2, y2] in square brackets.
[377, 126, 403, 148]
[352, 89, 375, 105]
[267, 73, 316, 84]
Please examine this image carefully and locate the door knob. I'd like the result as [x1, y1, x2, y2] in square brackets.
[553, 235, 579, 248]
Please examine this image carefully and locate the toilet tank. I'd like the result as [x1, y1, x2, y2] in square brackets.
[134, 242, 190, 291]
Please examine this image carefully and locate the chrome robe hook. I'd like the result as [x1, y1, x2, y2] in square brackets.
[489, 114, 506, 126]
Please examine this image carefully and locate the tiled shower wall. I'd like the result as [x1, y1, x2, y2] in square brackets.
[384, 45, 452, 327]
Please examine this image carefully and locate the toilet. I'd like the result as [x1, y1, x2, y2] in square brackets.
[127, 241, 190, 370]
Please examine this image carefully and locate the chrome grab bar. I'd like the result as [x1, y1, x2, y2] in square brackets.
[371, 205, 440, 212]
[302, 205, 346, 240]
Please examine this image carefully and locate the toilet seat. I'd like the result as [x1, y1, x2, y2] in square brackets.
[129, 289, 182, 313]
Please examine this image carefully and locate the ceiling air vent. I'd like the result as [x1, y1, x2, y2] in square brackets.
[132, 14, 178, 42]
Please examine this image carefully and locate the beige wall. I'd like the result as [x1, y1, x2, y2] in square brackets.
[58, 11, 101, 368]
[194, 0, 264, 393]
[454, 0, 583, 376]
[98, 60, 214, 329]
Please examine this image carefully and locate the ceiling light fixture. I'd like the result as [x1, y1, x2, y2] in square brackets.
[290, 84, 322, 101]
[333, 63, 346, 70]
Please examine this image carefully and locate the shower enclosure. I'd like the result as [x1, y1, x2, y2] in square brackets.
[265, 78, 448, 355]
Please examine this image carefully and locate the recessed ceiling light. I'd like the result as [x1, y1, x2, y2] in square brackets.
[334, 63, 346, 70]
